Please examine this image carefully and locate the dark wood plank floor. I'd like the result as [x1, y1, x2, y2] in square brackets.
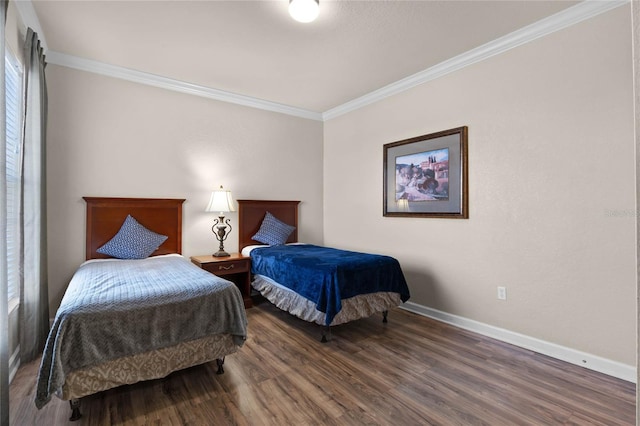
[9, 300, 636, 425]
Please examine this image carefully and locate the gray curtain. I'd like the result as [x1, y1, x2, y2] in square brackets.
[20, 28, 49, 362]
[19, 28, 48, 363]
[0, 1, 9, 423]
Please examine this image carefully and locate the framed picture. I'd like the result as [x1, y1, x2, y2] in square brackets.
[383, 126, 468, 218]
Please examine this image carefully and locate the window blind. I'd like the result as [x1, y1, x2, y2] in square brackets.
[5, 51, 22, 302]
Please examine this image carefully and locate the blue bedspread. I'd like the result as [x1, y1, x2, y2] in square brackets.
[250, 244, 410, 325]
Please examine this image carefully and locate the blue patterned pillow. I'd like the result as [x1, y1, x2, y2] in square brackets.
[97, 215, 168, 259]
[252, 211, 296, 246]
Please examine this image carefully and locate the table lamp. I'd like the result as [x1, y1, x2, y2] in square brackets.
[205, 185, 236, 257]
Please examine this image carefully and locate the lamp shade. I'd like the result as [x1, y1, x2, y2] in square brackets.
[289, 0, 319, 23]
[205, 186, 236, 214]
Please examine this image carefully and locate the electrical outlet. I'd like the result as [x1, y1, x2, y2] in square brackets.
[497, 286, 507, 300]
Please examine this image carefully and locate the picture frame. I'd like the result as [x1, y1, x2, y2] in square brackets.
[383, 126, 468, 218]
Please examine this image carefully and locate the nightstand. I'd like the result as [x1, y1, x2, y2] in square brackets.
[190, 253, 252, 308]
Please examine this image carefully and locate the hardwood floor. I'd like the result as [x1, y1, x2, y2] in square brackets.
[9, 300, 636, 425]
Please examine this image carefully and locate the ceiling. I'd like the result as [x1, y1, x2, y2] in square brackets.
[31, 0, 580, 114]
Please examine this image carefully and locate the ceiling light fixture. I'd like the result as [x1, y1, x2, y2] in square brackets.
[289, 0, 319, 23]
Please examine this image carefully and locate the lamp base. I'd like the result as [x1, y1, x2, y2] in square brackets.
[213, 249, 231, 257]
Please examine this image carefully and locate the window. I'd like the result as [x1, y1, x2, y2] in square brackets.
[5, 50, 23, 304]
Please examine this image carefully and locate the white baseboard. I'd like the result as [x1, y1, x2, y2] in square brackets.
[9, 345, 20, 384]
[400, 302, 636, 383]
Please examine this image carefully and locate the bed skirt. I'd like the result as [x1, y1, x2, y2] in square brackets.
[58, 333, 239, 401]
[252, 275, 403, 326]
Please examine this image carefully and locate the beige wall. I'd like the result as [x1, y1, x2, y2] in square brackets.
[324, 6, 635, 365]
[46, 66, 324, 312]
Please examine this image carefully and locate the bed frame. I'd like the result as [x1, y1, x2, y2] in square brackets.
[63, 197, 234, 421]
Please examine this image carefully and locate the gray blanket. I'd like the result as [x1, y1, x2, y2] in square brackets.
[35, 254, 247, 408]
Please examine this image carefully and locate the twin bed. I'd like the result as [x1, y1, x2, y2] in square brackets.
[237, 200, 410, 340]
[35, 197, 410, 419]
[35, 198, 248, 420]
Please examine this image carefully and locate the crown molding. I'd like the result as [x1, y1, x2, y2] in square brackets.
[15, 0, 628, 122]
[45, 51, 323, 121]
[322, 0, 630, 121]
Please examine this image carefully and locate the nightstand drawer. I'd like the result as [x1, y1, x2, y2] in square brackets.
[201, 259, 249, 275]
[190, 254, 252, 308]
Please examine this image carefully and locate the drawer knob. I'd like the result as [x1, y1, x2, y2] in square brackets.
[219, 264, 235, 270]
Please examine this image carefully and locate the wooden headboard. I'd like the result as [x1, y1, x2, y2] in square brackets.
[83, 197, 186, 260]
[237, 200, 300, 251]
